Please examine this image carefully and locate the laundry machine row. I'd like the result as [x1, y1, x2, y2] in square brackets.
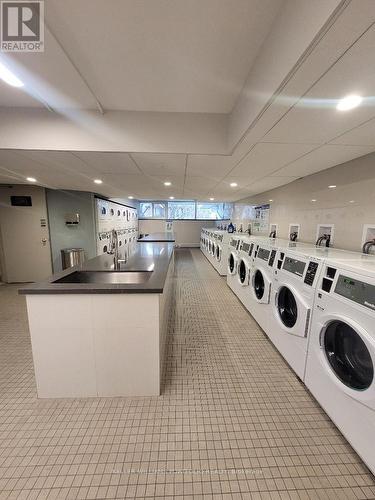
[200, 228, 232, 276]
[225, 233, 375, 474]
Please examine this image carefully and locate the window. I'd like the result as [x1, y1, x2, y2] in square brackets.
[223, 203, 233, 220]
[153, 202, 166, 218]
[167, 201, 195, 219]
[196, 202, 224, 220]
[140, 202, 152, 218]
[138, 200, 233, 220]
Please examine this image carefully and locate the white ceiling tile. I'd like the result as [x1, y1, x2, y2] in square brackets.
[274, 144, 374, 177]
[46, 0, 282, 113]
[263, 24, 375, 145]
[131, 153, 186, 177]
[186, 155, 234, 180]
[330, 119, 375, 146]
[244, 176, 298, 195]
[184, 176, 218, 194]
[74, 152, 139, 174]
[229, 142, 317, 180]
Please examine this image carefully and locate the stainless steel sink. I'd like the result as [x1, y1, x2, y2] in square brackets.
[53, 270, 152, 284]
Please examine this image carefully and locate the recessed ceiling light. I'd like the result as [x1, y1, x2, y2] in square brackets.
[169, 196, 174, 200]
[209, 197, 214, 201]
[328, 185, 336, 189]
[164, 181, 171, 186]
[26, 177, 36, 182]
[230, 182, 237, 187]
[0, 61, 24, 88]
[349, 200, 355, 203]
[311, 199, 317, 202]
[94, 179, 102, 184]
[269, 199, 273, 202]
[337, 94, 363, 111]
[128, 196, 134, 199]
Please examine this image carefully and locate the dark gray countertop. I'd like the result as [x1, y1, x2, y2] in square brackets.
[19, 242, 174, 295]
[138, 232, 175, 242]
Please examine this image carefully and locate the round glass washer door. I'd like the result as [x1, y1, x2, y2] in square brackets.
[277, 286, 297, 328]
[238, 260, 247, 284]
[324, 320, 374, 391]
[254, 270, 265, 300]
[229, 253, 235, 273]
[216, 245, 221, 261]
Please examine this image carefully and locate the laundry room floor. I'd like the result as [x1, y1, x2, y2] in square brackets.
[0, 248, 375, 500]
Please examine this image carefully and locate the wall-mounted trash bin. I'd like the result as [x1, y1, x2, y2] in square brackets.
[61, 248, 85, 270]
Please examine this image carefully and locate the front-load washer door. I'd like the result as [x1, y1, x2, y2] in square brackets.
[275, 285, 310, 338]
[216, 245, 221, 262]
[238, 258, 250, 286]
[228, 252, 237, 275]
[252, 268, 271, 303]
[324, 320, 373, 391]
[315, 314, 375, 409]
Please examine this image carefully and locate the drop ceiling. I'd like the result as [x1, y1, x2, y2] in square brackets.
[0, 0, 375, 202]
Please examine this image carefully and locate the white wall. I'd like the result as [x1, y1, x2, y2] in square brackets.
[233, 152, 375, 252]
[139, 219, 216, 247]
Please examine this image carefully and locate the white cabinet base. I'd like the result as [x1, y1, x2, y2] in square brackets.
[26, 262, 173, 398]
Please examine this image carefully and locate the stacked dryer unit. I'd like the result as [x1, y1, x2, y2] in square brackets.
[95, 198, 138, 257]
[305, 256, 375, 475]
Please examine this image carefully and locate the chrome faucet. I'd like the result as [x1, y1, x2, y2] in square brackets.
[107, 229, 120, 269]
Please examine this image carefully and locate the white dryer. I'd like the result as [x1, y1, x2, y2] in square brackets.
[97, 231, 111, 255]
[305, 256, 375, 475]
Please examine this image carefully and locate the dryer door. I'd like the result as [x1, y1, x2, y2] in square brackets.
[275, 285, 310, 337]
[252, 268, 271, 303]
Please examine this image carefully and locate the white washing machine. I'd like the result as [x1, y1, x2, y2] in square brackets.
[246, 238, 295, 334]
[305, 256, 375, 474]
[234, 236, 257, 306]
[200, 229, 205, 251]
[213, 231, 232, 276]
[227, 235, 244, 295]
[269, 246, 326, 379]
[269, 247, 372, 380]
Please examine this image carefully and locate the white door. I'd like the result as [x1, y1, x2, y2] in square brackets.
[0, 186, 52, 283]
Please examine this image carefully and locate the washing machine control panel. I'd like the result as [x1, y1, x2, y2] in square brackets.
[241, 242, 250, 254]
[304, 261, 319, 286]
[257, 247, 270, 261]
[268, 249, 277, 267]
[335, 275, 375, 311]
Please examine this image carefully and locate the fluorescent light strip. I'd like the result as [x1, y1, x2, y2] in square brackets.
[0, 61, 24, 87]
